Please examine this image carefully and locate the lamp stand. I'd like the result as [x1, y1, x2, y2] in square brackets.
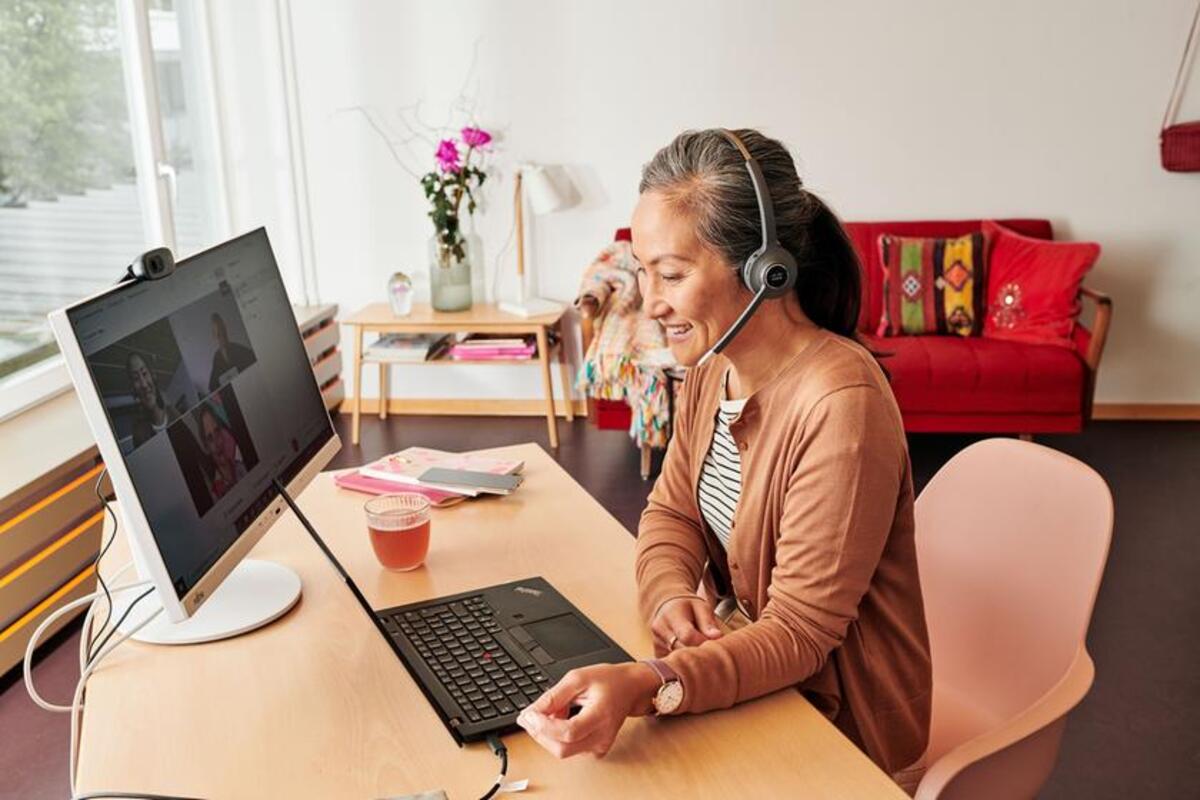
[499, 169, 563, 318]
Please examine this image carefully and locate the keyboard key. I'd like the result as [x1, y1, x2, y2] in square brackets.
[496, 700, 515, 715]
[466, 709, 481, 722]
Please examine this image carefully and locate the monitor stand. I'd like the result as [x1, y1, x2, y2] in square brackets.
[112, 559, 301, 645]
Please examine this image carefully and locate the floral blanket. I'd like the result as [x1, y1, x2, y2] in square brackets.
[574, 240, 676, 449]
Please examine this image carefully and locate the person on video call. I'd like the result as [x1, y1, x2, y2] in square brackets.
[516, 129, 931, 794]
[126, 352, 180, 448]
[198, 405, 246, 499]
[207, 313, 255, 390]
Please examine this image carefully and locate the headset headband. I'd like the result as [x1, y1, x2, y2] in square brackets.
[719, 129, 777, 254]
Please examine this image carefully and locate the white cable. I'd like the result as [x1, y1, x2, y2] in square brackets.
[68, 602, 163, 796]
[79, 561, 135, 672]
[23, 578, 150, 713]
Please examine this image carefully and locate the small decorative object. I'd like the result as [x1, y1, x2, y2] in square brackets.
[422, 126, 494, 311]
[1161, 2, 1200, 172]
[387, 271, 414, 316]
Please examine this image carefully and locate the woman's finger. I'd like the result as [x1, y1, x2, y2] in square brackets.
[527, 670, 584, 716]
[668, 616, 707, 648]
[691, 601, 724, 639]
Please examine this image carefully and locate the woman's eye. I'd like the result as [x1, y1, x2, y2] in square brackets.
[661, 274, 682, 284]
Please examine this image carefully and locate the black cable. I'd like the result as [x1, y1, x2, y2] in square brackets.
[73, 792, 205, 800]
[87, 469, 119, 665]
[86, 587, 154, 668]
[478, 733, 509, 800]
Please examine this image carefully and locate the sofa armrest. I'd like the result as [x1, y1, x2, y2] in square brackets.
[1078, 286, 1113, 373]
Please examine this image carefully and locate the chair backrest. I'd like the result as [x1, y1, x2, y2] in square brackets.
[915, 438, 1112, 730]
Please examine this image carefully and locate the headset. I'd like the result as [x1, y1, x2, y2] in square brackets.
[695, 129, 800, 366]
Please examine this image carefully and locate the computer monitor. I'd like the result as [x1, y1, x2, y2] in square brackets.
[48, 228, 341, 642]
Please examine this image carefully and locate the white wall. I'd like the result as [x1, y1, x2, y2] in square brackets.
[221, 0, 1200, 405]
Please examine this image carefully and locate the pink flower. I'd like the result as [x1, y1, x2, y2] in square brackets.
[460, 126, 492, 148]
[435, 139, 461, 172]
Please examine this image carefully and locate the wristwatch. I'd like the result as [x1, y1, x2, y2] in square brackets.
[643, 658, 684, 715]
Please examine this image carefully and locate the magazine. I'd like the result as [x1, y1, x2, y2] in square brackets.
[358, 447, 525, 497]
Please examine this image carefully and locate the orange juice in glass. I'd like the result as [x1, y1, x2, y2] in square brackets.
[365, 494, 431, 571]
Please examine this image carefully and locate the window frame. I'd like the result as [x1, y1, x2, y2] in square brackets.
[0, 0, 229, 423]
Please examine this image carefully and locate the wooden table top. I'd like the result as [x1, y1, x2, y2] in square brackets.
[344, 302, 565, 331]
[77, 443, 905, 799]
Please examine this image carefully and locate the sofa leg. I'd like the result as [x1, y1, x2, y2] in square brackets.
[1018, 433, 1034, 442]
[640, 445, 652, 480]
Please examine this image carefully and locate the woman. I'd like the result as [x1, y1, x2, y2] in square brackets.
[517, 129, 930, 792]
[198, 404, 247, 499]
[127, 352, 179, 448]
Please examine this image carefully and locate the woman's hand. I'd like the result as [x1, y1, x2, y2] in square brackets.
[516, 662, 661, 758]
[651, 596, 723, 656]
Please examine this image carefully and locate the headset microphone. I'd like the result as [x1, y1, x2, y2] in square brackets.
[695, 130, 799, 367]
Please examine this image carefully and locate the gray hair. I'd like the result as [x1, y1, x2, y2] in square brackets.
[638, 128, 862, 337]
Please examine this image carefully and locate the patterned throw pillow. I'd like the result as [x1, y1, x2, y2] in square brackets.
[877, 233, 987, 337]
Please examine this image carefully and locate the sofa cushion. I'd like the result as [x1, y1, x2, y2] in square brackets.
[846, 219, 1054, 333]
[982, 220, 1100, 349]
[877, 232, 987, 337]
[861, 334, 1085, 415]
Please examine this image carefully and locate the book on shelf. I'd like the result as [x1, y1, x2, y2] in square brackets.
[357, 446, 525, 497]
[448, 343, 537, 360]
[366, 333, 450, 362]
[452, 336, 531, 349]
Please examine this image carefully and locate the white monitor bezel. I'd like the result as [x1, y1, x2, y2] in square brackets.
[47, 230, 341, 623]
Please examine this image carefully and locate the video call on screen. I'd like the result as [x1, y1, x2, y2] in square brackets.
[68, 230, 332, 598]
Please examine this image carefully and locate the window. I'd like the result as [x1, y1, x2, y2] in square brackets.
[0, 0, 227, 419]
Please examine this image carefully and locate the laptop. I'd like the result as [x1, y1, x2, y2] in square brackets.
[372, 577, 632, 743]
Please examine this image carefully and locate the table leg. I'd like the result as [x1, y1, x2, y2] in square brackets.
[351, 326, 364, 446]
[557, 338, 574, 422]
[536, 326, 558, 448]
[379, 362, 388, 420]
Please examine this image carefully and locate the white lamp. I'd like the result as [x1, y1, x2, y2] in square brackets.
[499, 164, 569, 317]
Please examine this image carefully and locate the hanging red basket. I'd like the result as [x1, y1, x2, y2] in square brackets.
[1162, 4, 1200, 172]
[1161, 121, 1200, 172]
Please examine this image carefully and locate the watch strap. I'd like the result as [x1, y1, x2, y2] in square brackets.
[643, 658, 680, 685]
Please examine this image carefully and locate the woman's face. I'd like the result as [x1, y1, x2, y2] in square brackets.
[127, 355, 157, 410]
[631, 191, 750, 366]
[202, 411, 237, 474]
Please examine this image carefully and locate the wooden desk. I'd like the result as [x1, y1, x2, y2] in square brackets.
[343, 303, 571, 449]
[77, 444, 906, 799]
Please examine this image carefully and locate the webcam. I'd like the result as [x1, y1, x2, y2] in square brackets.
[128, 247, 176, 281]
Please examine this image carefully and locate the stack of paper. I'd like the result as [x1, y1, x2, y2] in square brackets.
[447, 336, 536, 361]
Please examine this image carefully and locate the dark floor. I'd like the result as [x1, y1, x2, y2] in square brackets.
[3, 415, 1198, 799]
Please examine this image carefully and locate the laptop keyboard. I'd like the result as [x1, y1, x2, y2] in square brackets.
[382, 594, 551, 724]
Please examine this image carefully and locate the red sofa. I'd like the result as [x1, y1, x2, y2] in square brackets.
[845, 219, 1111, 434]
[594, 220, 1111, 437]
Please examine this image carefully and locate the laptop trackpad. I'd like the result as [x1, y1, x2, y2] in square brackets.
[519, 614, 607, 661]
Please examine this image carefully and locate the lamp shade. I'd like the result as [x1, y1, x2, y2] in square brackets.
[522, 165, 568, 215]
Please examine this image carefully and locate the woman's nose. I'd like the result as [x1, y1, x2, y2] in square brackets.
[639, 279, 669, 320]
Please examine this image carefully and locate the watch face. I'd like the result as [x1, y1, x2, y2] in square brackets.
[656, 680, 684, 714]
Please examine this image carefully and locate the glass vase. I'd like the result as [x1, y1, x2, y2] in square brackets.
[428, 232, 479, 312]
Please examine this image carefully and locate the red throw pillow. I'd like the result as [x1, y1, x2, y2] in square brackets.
[982, 220, 1100, 348]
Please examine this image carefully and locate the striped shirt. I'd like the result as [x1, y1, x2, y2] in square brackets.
[698, 371, 747, 550]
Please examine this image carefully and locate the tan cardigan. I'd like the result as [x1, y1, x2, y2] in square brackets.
[635, 330, 931, 776]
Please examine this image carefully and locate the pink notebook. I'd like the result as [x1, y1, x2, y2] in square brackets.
[358, 447, 525, 497]
[333, 471, 465, 507]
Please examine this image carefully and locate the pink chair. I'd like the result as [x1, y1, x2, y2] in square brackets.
[914, 438, 1113, 800]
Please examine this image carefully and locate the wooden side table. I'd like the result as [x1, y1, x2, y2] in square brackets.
[342, 302, 572, 448]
